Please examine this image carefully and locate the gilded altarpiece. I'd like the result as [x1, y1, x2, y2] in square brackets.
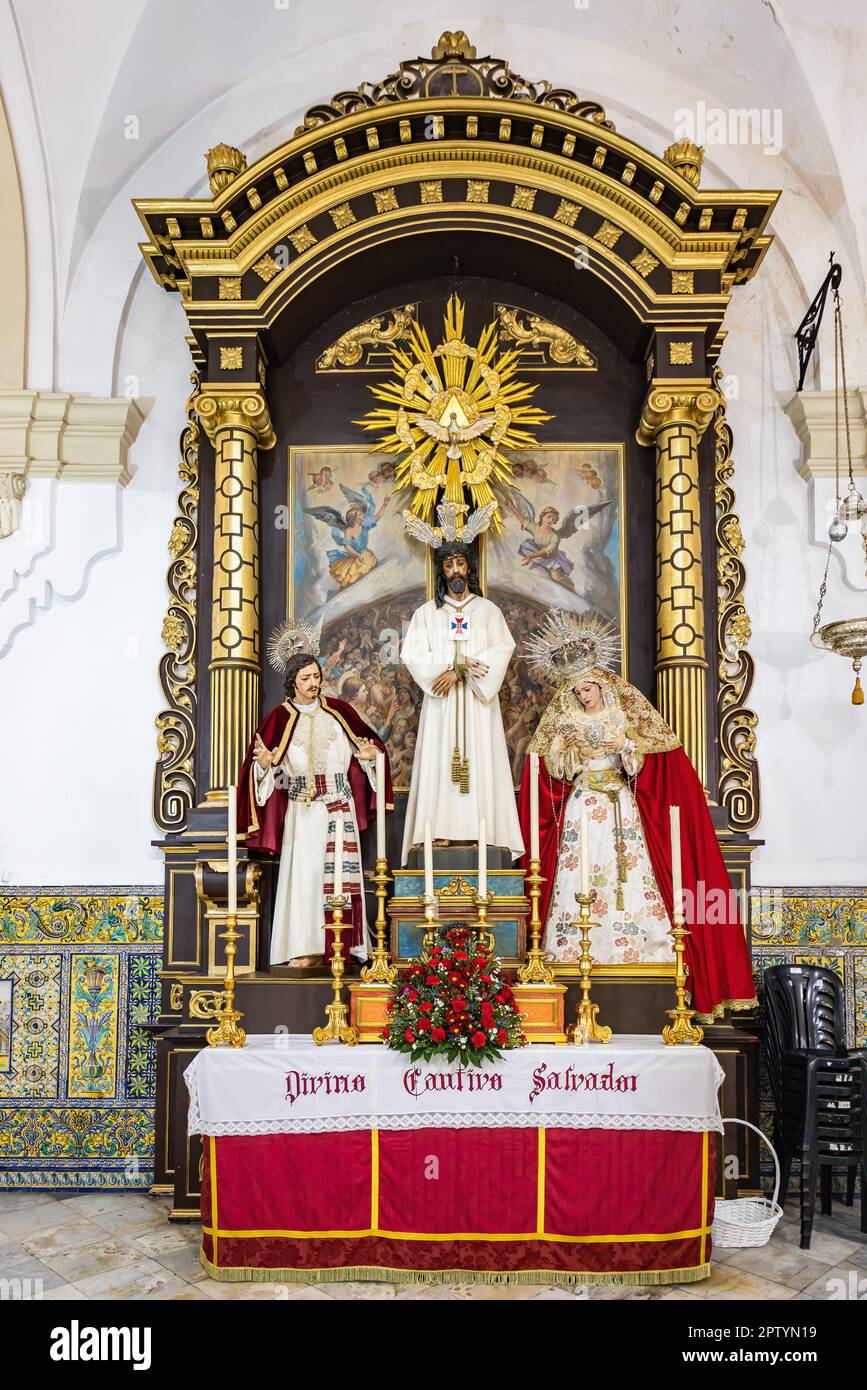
[127, 32, 782, 1211]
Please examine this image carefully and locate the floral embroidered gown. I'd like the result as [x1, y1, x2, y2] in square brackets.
[541, 702, 674, 966]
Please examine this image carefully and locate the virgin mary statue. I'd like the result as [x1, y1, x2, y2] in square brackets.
[517, 610, 756, 1023]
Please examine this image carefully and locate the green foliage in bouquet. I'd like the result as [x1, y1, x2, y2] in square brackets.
[383, 926, 526, 1065]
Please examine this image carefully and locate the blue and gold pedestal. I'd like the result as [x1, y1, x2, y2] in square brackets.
[388, 856, 529, 966]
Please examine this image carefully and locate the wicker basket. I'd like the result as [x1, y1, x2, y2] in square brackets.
[711, 1118, 784, 1249]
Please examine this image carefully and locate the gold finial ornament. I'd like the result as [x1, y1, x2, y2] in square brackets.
[206, 143, 248, 195]
[432, 31, 477, 59]
[663, 140, 704, 188]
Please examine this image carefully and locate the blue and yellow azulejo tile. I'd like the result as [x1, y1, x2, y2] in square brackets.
[0, 888, 163, 1190]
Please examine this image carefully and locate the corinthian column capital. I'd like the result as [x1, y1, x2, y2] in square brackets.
[194, 388, 275, 450]
[636, 382, 720, 447]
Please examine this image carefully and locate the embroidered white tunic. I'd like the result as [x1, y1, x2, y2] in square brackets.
[400, 594, 524, 861]
[544, 747, 675, 966]
[254, 701, 374, 964]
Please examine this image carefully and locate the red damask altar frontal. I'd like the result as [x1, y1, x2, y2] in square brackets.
[200, 1125, 715, 1286]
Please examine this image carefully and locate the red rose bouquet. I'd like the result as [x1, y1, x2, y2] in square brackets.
[382, 926, 526, 1065]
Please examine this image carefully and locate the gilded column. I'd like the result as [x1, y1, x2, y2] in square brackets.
[636, 384, 720, 786]
[194, 389, 275, 799]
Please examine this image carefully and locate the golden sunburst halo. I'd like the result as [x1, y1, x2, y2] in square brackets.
[354, 294, 552, 536]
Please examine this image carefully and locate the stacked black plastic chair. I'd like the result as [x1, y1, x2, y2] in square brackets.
[763, 964, 866, 1249]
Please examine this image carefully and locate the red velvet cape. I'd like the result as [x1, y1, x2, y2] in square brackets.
[237, 696, 393, 855]
[517, 747, 756, 1020]
[237, 697, 393, 956]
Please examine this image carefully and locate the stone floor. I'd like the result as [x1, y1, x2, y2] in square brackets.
[0, 1188, 864, 1300]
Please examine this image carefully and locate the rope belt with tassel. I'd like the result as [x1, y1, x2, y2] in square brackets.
[451, 649, 470, 794]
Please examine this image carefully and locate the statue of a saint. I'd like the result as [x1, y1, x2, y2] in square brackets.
[518, 610, 756, 1022]
[400, 537, 524, 862]
[237, 620, 393, 966]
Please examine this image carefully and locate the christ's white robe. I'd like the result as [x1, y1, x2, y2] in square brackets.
[400, 594, 524, 861]
[254, 701, 374, 964]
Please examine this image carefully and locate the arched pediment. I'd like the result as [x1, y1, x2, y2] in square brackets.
[134, 33, 777, 365]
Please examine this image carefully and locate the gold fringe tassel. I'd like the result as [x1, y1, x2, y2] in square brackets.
[691, 995, 759, 1025]
[199, 1249, 711, 1288]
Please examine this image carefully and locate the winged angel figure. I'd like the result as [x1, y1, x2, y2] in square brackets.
[305, 482, 391, 590]
[503, 487, 612, 591]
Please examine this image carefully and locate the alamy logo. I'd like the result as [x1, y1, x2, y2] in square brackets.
[50, 1321, 152, 1371]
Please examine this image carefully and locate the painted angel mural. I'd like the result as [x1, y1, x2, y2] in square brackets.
[503, 487, 612, 592]
[304, 482, 392, 590]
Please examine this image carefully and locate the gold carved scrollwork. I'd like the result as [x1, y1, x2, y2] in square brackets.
[293, 34, 614, 136]
[316, 305, 417, 371]
[153, 375, 199, 832]
[440, 876, 476, 899]
[495, 304, 597, 369]
[713, 366, 760, 830]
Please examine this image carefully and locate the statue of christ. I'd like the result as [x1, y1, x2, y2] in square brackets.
[400, 540, 524, 863]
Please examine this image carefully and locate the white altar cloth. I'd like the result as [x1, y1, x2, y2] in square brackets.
[185, 1034, 723, 1137]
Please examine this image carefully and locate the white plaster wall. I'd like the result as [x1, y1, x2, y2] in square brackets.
[0, 0, 865, 886]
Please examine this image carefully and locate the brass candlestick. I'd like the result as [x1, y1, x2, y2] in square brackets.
[421, 893, 442, 959]
[473, 889, 496, 957]
[567, 890, 611, 1044]
[313, 895, 359, 1045]
[361, 858, 396, 984]
[189, 912, 246, 1048]
[662, 909, 704, 1045]
[517, 857, 554, 983]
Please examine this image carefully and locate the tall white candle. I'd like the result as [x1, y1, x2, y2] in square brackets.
[334, 815, 344, 897]
[478, 818, 487, 897]
[670, 804, 682, 918]
[530, 752, 540, 862]
[227, 786, 238, 914]
[580, 811, 589, 896]
[375, 750, 386, 861]
[424, 821, 434, 900]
